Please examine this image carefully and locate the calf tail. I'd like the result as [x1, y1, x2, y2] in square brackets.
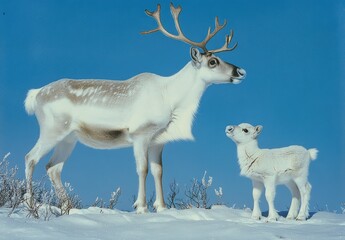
[308, 148, 318, 161]
[24, 89, 41, 115]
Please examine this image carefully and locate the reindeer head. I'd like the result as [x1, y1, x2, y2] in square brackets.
[142, 3, 246, 85]
[225, 123, 263, 144]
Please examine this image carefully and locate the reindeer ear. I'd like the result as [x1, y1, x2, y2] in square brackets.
[190, 47, 202, 68]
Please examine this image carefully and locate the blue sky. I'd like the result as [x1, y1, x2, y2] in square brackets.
[0, 0, 344, 211]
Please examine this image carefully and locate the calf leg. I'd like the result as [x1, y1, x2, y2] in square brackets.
[295, 178, 311, 220]
[148, 144, 166, 212]
[286, 181, 301, 219]
[252, 180, 264, 220]
[264, 179, 279, 221]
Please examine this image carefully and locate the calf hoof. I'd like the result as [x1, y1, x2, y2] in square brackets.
[267, 212, 279, 221]
[286, 209, 298, 220]
[251, 214, 262, 220]
[286, 214, 297, 220]
[296, 215, 307, 221]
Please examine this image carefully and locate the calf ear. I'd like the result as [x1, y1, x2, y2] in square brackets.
[190, 47, 202, 68]
[254, 125, 263, 137]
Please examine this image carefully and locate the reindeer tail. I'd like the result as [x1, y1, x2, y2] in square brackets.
[24, 89, 41, 115]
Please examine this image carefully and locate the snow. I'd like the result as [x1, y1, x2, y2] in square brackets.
[1, 206, 344, 240]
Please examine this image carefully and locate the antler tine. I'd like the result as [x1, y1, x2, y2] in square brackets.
[208, 29, 238, 54]
[168, 3, 209, 52]
[142, 4, 236, 54]
[141, 3, 181, 38]
[169, 3, 183, 35]
[141, 4, 162, 34]
[201, 17, 227, 44]
[214, 17, 227, 35]
[141, 3, 206, 50]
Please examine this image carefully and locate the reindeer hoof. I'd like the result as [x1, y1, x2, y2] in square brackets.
[133, 201, 148, 214]
[60, 199, 73, 215]
[153, 201, 167, 213]
[135, 206, 148, 214]
[155, 205, 167, 213]
[23, 193, 34, 208]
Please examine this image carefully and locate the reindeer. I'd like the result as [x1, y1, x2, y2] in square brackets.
[226, 123, 317, 220]
[24, 3, 246, 213]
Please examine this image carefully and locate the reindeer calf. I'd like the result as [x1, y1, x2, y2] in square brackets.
[226, 123, 317, 221]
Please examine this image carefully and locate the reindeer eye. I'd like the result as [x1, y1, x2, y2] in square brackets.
[208, 58, 219, 68]
[242, 128, 249, 133]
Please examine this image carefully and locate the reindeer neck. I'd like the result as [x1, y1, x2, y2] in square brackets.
[165, 62, 207, 111]
[152, 62, 208, 143]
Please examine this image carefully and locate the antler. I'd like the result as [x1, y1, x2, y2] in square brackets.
[142, 3, 237, 54]
[208, 29, 238, 54]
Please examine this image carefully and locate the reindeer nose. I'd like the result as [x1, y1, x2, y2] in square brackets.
[226, 125, 234, 133]
[237, 68, 246, 78]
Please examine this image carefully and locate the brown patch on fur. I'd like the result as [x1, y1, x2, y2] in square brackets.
[37, 79, 139, 106]
[78, 123, 128, 143]
[68, 80, 99, 90]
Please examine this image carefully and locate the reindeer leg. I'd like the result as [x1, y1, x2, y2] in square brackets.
[148, 144, 166, 212]
[132, 137, 150, 213]
[25, 113, 73, 212]
[46, 134, 77, 214]
[25, 136, 59, 209]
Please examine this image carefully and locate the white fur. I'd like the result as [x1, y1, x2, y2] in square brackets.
[226, 123, 317, 221]
[24, 89, 41, 115]
[24, 48, 245, 213]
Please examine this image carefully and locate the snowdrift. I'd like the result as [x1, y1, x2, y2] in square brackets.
[1, 205, 345, 240]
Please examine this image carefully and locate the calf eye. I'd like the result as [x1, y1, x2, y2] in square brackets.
[208, 58, 219, 68]
[242, 128, 249, 133]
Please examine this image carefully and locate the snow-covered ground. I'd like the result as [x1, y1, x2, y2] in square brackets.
[1, 206, 344, 240]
